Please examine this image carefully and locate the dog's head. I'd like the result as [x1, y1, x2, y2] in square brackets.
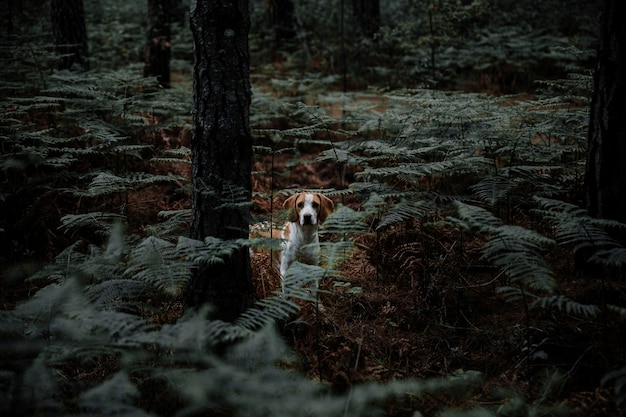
[283, 192, 335, 226]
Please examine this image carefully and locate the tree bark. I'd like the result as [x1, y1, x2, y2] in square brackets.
[51, 0, 89, 71]
[585, 0, 626, 223]
[144, 0, 172, 88]
[185, 0, 253, 321]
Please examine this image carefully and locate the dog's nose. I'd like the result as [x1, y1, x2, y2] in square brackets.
[302, 214, 313, 225]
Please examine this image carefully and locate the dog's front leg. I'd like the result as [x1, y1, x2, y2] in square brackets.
[280, 240, 296, 291]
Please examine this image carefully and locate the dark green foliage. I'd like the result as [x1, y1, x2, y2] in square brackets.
[1, 0, 624, 415]
[249, 0, 597, 90]
[1, 222, 490, 416]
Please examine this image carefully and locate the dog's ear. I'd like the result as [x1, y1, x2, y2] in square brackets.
[317, 194, 335, 223]
[283, 194, 299, 222]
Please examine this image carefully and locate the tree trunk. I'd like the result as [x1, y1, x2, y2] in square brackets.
[185, 0, 253, 321]
[352, 0, 380, 38]
[264, 0, 296, 43]
[585, 0, 626, 223]
[51, 0, 89, 71]
[144, 0, 172, 88]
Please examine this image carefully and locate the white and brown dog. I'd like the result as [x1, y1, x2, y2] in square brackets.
[251, 192, 335, 286]
[279, 192, 335, 278]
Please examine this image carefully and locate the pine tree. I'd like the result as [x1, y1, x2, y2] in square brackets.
[185, 0, 254, 321]
[586, 0, 626, 223]
[50, 0, 89, 70]
[144, 0, 173, 88]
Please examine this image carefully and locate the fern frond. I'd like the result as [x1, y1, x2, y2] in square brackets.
[607, 304, 626, 321]
[86, 278, 150, 311]
[13, 279, 89, 336]
[41, 154, 79, 168]
[79, 371, 148, 416]
[532, 196, 587, 218]
[66, 171, 184, 198]
[320, 205, 370, 234]
[236, 293, 302, 330]
[282, 262, 336, 297]
[532, 295, 600, 317]
[454, 202, 556, 291]
[144, 209, 192, 238]
[124, 236, 189, 298]
[602, 366, 626, 406]
[113, 144, 153, 154]
[376, 198, 435, 230]
[173, 236, 248, 266]
[470, 174, 517, 206]
[533, 197, 626, 269]
[150, 157, 192, 165]
[499, 287, 599, 318]
[590, 248, 626, 269]
[453, 200, 503, 231]
[60, 212, 126, 234]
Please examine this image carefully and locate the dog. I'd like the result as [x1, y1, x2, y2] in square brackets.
[280, 192, 335, 278]
[250, 192, 335, 288]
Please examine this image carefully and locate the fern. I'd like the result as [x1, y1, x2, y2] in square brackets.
[534, 197, 626, 270]
[602, 366, 626, 406]
[498, 287, 600, 318]
[79, 371, 147, 416]
[470, 174, 517, 207]
[320, 204, 370, 235]
[0, 220, 493, 417]
[376, 198, 435, 230]
[60, 212, 127, 235]
[150, 146, 192, 165]
[124, 236, 189, 298]
[0, 1, 607, 414]
[65, 171, 184, 198]
[453, 201, 556, 292]
[532, 295, 600, 317]
[144, 209, 192, 238]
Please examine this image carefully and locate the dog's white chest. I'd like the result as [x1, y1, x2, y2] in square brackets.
[280, 223, 319, 276]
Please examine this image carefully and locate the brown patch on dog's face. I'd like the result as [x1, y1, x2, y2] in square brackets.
[314, 193, 335, 223]
[283, 193, 335, 224]
[283, 194, 301, 222]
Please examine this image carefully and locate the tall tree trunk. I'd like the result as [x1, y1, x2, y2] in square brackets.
[6, 0, 14, 37]
[51, 0, 89, 71]
[585, 0, 626, 223]
[185, 0, 253, 321]
[144, 0, 172, 88]
[352, 0, 380, 38]
[264, 0, 296, 43]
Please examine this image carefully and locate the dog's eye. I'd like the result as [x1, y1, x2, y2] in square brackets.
[297, 202, 304, 208]
[312, 202, 319, 209]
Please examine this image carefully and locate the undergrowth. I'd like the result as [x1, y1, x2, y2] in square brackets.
[2, 0, 625, 416]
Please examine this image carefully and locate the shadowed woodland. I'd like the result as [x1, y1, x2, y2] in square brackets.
[2, 0, 626, 416]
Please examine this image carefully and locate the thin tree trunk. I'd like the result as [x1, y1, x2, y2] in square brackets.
[265, 0, 296, 43]
[352, 0, 380, 38]
[144, 0, 172, 88]
[585, 0, 626, 223]
[51, 0, 89, 71]
[185, 0, 253, 321]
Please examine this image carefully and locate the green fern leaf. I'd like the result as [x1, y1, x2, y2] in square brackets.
[376, 198, 434, 230]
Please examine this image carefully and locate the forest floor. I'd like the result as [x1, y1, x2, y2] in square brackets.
[248, 152, 621, 417]
[242, 72, 625, 416]
[2, 67, 624, 416]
